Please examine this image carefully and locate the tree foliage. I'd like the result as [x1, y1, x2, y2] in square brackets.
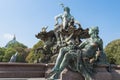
[2, 48, 16, 62]
[25, 40, 44, 63]
[104, 39, 120, 64]
[0, 47, 6, 61]
[1, 41, 29, 62]
[16, 48, 30, 62]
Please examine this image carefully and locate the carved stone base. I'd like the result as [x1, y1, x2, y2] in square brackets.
[93, 67, 112, 80]
[45, 64, 120, 80]
[60, 67, 112, 80]
[60, 69, 84, 80]
[111, 69, 120, 80]
[0, 63, 119, 80]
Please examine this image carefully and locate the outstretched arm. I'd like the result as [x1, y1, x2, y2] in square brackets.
[54, 14, 62, 26]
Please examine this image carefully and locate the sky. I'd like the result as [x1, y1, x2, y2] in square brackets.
[0, 0, 120, 48]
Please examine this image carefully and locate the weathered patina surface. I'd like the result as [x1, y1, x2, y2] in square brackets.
[36, 4, 108, 80]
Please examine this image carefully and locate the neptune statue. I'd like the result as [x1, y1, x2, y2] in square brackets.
[35, 4, 108, 80]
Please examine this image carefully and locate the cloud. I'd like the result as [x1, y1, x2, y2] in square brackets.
[3, 33, 14, 40]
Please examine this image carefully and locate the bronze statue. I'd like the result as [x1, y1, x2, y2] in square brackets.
[48, 27, 108, 80]
[35, 5, 108, 80]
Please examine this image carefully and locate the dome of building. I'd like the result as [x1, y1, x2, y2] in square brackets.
[5, 35, 19, 48]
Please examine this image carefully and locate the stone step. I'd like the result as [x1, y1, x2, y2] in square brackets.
[0, 78, 46, 80]
[0, 71, 45, 78]
[0, 63, 120, 80]
[0, 63, 46, 71]
[0, 63, 46, 78]
[0, 67, 44, 71]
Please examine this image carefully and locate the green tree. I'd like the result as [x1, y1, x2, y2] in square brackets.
[104, 39, 120, 64]
[2, 48, 16, 62]
[2, 41, 28, 62]
[26, 40, 44, 63]
[15, 47, 30, 62]
[0, 47, 6, 61]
